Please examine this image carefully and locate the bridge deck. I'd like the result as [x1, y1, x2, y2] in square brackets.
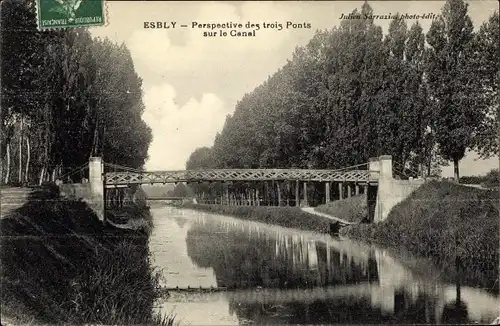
[104, 169, 376, 186]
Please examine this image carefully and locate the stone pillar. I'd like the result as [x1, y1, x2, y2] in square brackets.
[303, 181, 308, 207]
[325, 182, 331, 204]
[369, 157, 380, 183]
[379, 155, 393, 179]
[375, 155, 394, 223]
[89, 157, 105, 222]
[295, 180, 300, 207]
[338, 183, 343, 200]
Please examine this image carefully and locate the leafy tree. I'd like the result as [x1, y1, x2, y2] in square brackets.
[186, 147, 215, 169]
[0, 0, 152, 184]
[188, 0, 494, 191]
[425, 0, 483, 181]
[472, 11, 499, 159]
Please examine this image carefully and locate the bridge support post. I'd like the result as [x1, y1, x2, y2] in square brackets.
[374, 155, 394, 223]
[347, 184, 352, 198]
[277, 182, 281, 207]
[89, 157, 105, 223]
[286, 181, 290, 206]
[355, 184, 360, 195]
[302, 182, 308, 207]
[325, 182, 330, 204]
[295, 180, 300, 207]
[338, 183, 343, 200]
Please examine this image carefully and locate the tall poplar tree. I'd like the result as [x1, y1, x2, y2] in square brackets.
[425, 0, 483, 181]
[472, 11, 499, 159]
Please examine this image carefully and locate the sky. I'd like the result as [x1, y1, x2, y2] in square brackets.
[90, 1, 498, 177]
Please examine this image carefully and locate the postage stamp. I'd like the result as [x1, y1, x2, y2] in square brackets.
[37, 0, 106, 30]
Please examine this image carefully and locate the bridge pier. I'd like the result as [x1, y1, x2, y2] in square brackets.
[338, 183, 343, 200]
[302, 181, 308, 207]
[325, 182, 331, 203]
[89, 157, 105, 223]
[277, 182, 282, 207]
[347, 184, 352, 198]
[295, 180, 300, 207]
[370, 155, 425, 223]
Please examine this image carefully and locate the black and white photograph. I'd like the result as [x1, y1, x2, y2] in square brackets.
[0, 0, 499, 325]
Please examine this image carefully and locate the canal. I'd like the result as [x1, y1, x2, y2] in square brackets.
[149, 206, 499, 325]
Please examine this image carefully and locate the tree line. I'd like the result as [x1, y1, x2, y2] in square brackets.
[187, 0, 498, 184]
[1, 0, 152, 186]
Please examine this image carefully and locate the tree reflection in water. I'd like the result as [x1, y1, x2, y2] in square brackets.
[181, 216, 485, 324]
[186, 218, 378, 289]
[441, 256, 469, 324]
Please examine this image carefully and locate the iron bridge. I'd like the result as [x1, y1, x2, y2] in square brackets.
[104, 169, 376, 186]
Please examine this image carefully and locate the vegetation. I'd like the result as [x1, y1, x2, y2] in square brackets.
[459, 168, 500, 188]
[182, 203, 334, 234]
[340, 181, 499, 292]
[1, 0, 152, 186]
[315, 195, 367, 223]
[184, 0, 498, 203]
[425, 0, 484, 181]
[0, 187, 173, 325]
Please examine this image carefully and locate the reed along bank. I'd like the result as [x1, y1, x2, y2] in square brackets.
[0, 186, 173, 325]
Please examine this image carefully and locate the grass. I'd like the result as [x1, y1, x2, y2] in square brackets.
[314, 194, 367, 223]
[0, 185, 175, 325]
[181, 203, 335, 234]
[340, 181, 499, 292]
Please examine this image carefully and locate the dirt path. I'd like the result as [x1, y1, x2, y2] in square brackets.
[300, 207, 356, 225]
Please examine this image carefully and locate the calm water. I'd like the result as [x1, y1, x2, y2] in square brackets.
[149, 206, 499, 325]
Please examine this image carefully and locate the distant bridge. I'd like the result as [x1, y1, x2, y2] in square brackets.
[146, 197, 184, 201]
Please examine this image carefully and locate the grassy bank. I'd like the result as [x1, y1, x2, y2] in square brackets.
[182, 203, 334, 234]
[340, 181, 499, 292]
[1, 187, 173, 325]
[315, 195, 367, 223]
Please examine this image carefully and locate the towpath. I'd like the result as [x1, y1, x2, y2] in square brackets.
[300, 207, 357, 225]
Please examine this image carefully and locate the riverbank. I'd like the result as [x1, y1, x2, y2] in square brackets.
[340, 180, 499, 293]
[180, 203, 335, 234]
[314, 194, 367, 223]
[0, 187, 174, 325]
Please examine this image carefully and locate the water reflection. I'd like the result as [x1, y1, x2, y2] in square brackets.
[186, 216, 379, 289]
[151, 207, 499, 325]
